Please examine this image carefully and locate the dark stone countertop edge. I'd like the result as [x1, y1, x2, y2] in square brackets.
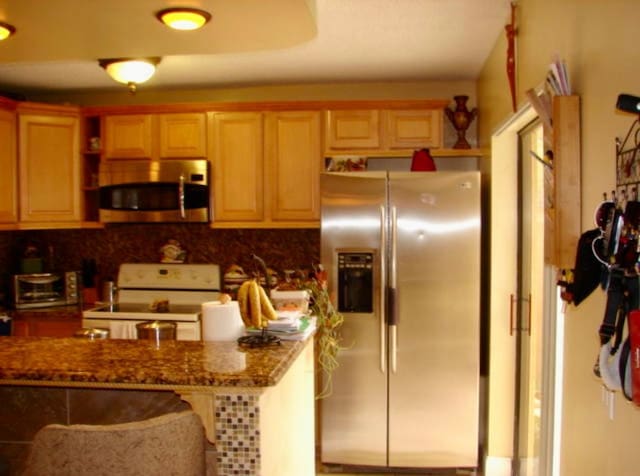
[0, 335, 313, 389]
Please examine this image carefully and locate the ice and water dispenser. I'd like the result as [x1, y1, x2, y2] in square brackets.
[337, 252, 374, 314]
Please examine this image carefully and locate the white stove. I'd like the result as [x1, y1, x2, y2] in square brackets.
[82, 263, 221, 340]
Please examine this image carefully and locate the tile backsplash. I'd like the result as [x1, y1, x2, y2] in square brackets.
[0, 225, 319, 303]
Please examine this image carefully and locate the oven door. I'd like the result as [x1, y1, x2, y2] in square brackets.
[82, 317, 201, 341]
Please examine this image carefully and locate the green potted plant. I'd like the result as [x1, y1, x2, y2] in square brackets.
[303, 269, 344, 399]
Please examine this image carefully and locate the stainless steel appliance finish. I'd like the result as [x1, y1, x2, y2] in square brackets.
[320, 171, 481, 470]
[82, 263, 221, 341]
[98, 159, 210, 223]
[12, 271, 80, 309]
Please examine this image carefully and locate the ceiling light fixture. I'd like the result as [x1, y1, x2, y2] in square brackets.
[0, 21, 16, 41]
[156, 7, 211, 30]
[99, 57, 161, 93]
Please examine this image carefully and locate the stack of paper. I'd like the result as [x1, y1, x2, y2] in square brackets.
[547, 55, 571, 96]
[246, 316, 316, 341]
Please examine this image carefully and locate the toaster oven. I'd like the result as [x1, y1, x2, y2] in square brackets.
[12, 272, 80, 309]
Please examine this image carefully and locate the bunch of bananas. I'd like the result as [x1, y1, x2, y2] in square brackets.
[236, 279, 278, 328]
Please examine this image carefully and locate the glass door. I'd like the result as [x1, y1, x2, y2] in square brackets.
[514, 121, 547, 476]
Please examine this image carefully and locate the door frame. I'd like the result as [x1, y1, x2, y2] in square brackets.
[487, 103, 562, 476]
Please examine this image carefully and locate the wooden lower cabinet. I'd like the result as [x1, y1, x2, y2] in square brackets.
[12, 315, 82, 337]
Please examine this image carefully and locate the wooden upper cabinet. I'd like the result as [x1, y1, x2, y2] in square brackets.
[104, 114, 153, 159]
[104, 113, 206, 160]
[265, 111, 321, 222]
[158, 113, 206, 158]
[0, 107, 18, 224]
[325, 110, 380, 150]
[325, 107, 444, 154]
[385, 109, 443, 149]
[209, 112, 264, 222]
[18, 110, 81, 223]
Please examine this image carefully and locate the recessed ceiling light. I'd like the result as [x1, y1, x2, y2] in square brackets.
[98, 57, 162, 93]
[0, 21, 16, 41]
[156, 8, 211, 31]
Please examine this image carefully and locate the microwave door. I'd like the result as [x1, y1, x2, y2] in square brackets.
[98, 159, 210, 223]
[99, 182, 209, 223]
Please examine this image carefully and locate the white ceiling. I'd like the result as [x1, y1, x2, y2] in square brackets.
[0, 0, 512, 95]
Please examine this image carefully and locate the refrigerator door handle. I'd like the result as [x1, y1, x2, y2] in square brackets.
[379, 205, 387, 374]
[389, 205, 398, 373]
[390, 324, 397, 373]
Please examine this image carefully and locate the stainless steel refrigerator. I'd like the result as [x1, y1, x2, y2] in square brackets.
[320, 171, 481, 470]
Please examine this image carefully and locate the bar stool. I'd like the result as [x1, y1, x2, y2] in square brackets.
[23, 411, 206, 476]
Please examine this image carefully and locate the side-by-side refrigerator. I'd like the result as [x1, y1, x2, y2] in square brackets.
[320, 171, 481, 470]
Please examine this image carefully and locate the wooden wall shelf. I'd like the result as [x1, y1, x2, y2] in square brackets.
[551, 95, 581, 270]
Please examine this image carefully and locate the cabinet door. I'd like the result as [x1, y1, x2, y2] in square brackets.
[0, 108, 18, 223]
[158, 113, 206, 158]
[104, 115, 152, 159]
[210, 112, 264, 222]
[385, 109, 443, 149]
[325, 110, 380, 150]
[30, 319, 81, 337]
[265, 111, 321, 222]
[19, 114, 81, 223]
[11, 320, 28, 336]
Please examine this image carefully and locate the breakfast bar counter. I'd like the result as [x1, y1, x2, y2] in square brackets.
[0, 336, 316, 476]
[0, 336, 307, 388]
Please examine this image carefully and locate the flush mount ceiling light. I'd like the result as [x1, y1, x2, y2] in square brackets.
[156, 7, 211, 30]
[99, 57, 161, 93]
[0, 21, 16, 41]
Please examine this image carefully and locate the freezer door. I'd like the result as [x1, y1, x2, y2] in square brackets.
[387, 172, 481, 468]
[320, 172, 388, 467]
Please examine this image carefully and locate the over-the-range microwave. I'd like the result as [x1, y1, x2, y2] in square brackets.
[98, 159, 210, 223]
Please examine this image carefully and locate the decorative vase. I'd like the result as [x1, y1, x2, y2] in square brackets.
[445, 95, 478, 149]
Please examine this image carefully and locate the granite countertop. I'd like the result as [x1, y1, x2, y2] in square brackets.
[0, 336, 311, 390]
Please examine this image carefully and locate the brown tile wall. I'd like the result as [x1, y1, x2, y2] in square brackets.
[0, 225, 320, 305]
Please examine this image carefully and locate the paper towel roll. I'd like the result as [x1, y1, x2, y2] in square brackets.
[201, 300, 245, 341]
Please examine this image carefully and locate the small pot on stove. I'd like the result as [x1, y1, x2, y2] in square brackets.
[136, 320, 177, 345]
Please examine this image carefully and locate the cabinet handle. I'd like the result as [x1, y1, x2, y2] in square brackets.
[509, 294, 532, 336]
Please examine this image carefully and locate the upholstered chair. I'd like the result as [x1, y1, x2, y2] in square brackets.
[23, 410, 206, 476]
